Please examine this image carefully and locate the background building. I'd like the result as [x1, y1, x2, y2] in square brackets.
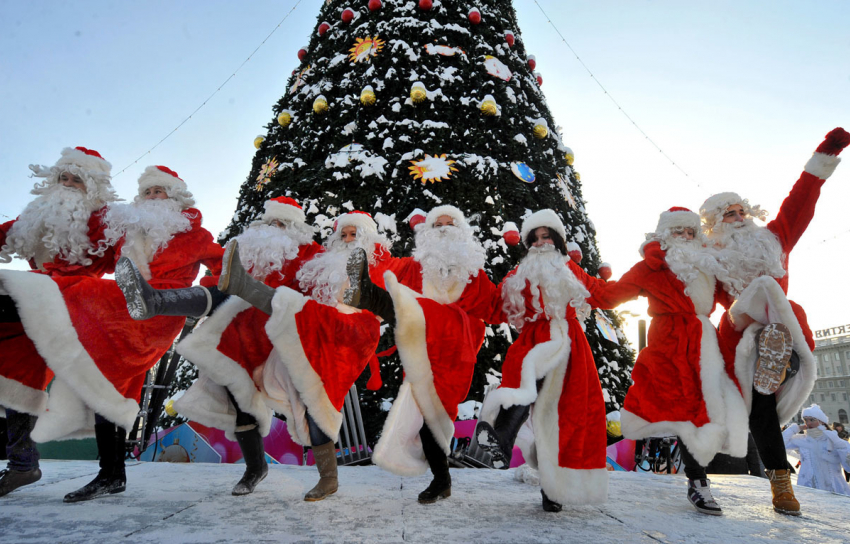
[807, 327, 850, 425]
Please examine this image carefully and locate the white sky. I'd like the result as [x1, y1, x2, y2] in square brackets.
[2, 0, 848, 344]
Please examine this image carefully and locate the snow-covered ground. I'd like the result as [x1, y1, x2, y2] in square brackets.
[1, 461, 848, 543]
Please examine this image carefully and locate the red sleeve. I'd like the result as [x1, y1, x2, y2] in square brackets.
[0, 218, 15, 249]
[455, 269, 505, 324]
[581, 261, 647, 310]
[766, 170, 825, 254]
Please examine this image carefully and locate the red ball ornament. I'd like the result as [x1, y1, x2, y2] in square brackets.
[409, 213, 426, 229]
[468, 8, 481, 25]
[503, 230, 521, 246]
[341, 7, 355, 23]
[567, 242, 582, 264]
[318, 22, 330, 36]
[536, 73, 543, 86]
[527, 55, 536, 70]
[368, 0, 382, 11]
[504, 30, 515, 47]
[598, 262, 613, 281]
[297, 46, 308, 61]
[419, 0, 433, 10]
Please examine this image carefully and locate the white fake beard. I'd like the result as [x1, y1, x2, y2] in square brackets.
[708, 220, 786, 295]
[101, 199, 192, 260]
[662, 237, 732, 295]
[502, 244, 591, 330]
[413, 225, 486, 292]
[234, 224, 303, 281]
[0, 184, 97, 266]
[297, 239, 358, 306]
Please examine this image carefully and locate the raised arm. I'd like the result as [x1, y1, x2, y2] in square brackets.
[569, 259, 645, 310]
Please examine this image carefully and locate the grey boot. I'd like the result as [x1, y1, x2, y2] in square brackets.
[304, 441, 339, 501]
[218, 240, 275, 316]
[115, 257, 212, 320]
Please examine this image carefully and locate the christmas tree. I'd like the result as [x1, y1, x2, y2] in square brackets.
[222, 0, 634, 442]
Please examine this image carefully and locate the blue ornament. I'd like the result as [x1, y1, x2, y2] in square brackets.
[511, 162, 535, 183]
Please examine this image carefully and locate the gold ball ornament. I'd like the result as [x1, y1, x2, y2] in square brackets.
[606, 420, 622, 438]
[533, 124, 549, 139]
[277, 110, 292, 127]
[480, 94, 498, 116]
[313, 95, 329, 114]
[410, 82, 427, 104]
[360, 86, 376, 106]
[564, 148, 575, 166]
[253, 135, 265, 149]
[165, 399, 178, 417]
[574, 171, 581, 181]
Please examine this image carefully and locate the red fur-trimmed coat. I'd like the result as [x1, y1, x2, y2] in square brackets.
[716, 156, 835, 425]
[371, 257, 500, 477]
[175, 243, 384, 445]
[472, 259, 610, 505]
[591, 242, 749, 466]
[0, 209, 223, 441]
[0, 206, 116, 416]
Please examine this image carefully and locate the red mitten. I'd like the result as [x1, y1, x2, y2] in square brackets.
[815, 127, 850, 156]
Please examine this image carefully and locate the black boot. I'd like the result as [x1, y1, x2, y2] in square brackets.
[343, 247, 395, 323]
[0, 295, 21, 323]
[541, 490, 563, 512]
[0, 409, 42, 497]
[218, 240, 276, 316]
[115, 257, 213, 320]
[475, 403, 531, 469]
[418, 424, 451, 504]
[232, 426, 269, 496]
[63, 421, 127, 503]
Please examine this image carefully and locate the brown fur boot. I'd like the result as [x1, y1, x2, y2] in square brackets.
[766, 469, 801, 516]
[304, 441, 338, 501]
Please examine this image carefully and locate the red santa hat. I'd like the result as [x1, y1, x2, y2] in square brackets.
[261, 196, 306, 224]
[519, 209, 567, 246]
[424, 205, 468, 229]
[335, 210, 377, 233]
[655, 206, 701, 234]
[137, 165, 188, 196]
[54, 146, 112, 177]
[802, 404, 829, 424]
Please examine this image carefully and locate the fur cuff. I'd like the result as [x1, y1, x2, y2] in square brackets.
[804, 152, 841, 180]
[0, 374, 48, 416]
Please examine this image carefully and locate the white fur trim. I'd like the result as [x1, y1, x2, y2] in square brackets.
[262, 200, 306, 224]
[54, 147, 112, 177]
[729, 276, 817, 424]
[31, 378, 97, 442]
[174, 373, 241, 439]
[802, 404, 829, 424]
[137, 165, 187, 195]
[0, 271, 140, 440]
[264, 286, 343, 444]
[425, 205, 467, 229]
[804, 152, 841, 180]
[655, 209, 700, 234]
[0, 374, 48, 416]
[520, 209, 567, 246]
[372, 381, 428, 476]
[335, 212, 377, 234]
[621, 315, 749, 466]
[533, 334, 608, 504]
[480, 320, 571, 424]
[371, 272, 455, 476]
[175, 297, 273, 439]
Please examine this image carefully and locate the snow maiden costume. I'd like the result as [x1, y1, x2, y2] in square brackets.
[783, 405, 850, 496]
[344, 205, 499, 505]
[702, 127, 849, 515]
[2, 165, 223, 502]
[174, 210, 388, 501]
[0, 147, 118, 498]
[591, 207, 750, 516]
[470, 209, 611, 512]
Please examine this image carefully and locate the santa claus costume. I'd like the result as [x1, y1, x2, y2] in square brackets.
[175, 210, 388, 500]
[591, 208, 749, 516]
[701, 127, 849, 515]
[2, 165, 223, 502]
[344, 205, 499, 505]
[469, 210, 610, 511]
[785, 405, 850, 495]
[0, 147, 118, 498]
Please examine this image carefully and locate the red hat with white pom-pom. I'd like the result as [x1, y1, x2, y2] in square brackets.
[261, 196, 306, 224]
[655, 206, 700, 234]
[335, 210, 377, 233]
[424, 205, 468, 229]
[137, 165, 187, 196]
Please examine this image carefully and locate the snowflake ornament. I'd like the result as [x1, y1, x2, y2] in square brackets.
[255, 156, 280, 190]
[408, 154, 459, 184]
[349, 36, 385, 63]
